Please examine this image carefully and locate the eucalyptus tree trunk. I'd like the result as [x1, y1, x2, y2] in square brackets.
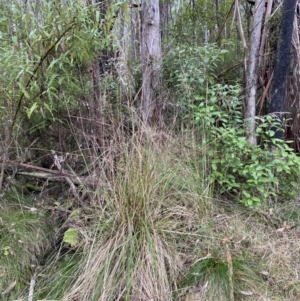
[141, 0, 162, 126]
[245, 0, 265, 145]
[269, 0, 297, 139]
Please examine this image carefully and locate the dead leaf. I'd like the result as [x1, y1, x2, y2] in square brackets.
[260, 271, 269, 276]
[2, 280, 16, 295]
[240, 290, 254, 296]
[197, 281, 209, 292]
[283, 221, 291, 230]
[236, 235, 247, 244]
[277, 222, 292, 232]
[222, 237, 228, 244]
[193, 254, 211, 264]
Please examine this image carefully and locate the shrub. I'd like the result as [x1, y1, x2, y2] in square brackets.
[166, 43, 300, 207]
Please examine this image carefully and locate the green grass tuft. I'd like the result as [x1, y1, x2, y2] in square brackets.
[0, 192, 50, 299]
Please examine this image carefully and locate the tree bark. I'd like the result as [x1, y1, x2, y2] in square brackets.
[141, 0, 162, 126]
[245, 0, 265, 145]
[269, 0, 297, 139]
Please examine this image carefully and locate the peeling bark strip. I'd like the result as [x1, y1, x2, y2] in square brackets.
[269, 0, 297, 139]
[141, 0, 162, 125]
[245, 0, 265, 145]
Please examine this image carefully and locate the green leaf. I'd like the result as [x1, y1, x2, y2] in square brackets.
[18, 82, 30, 99]
[242, 191, 251, 198]
[3, 246, 11, 256]
[252, 197, 261, 203]
[44, 103, 54, 117]
[47, 58, 60, 70]
[96, 10, 100, 23]
[27, 102, 38, 119]
[63, 228, 79, 247]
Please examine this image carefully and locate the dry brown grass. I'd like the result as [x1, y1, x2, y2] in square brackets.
[178, 199, 300, 301]
[23, 130, 300, 301]
[60, 133, 212, 301]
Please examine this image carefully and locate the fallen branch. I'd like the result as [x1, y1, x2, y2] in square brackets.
[28, 273, 36, 301]
[0, 158, 98, 188]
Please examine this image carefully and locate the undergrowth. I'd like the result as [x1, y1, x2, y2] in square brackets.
[1, 134, 300, 301]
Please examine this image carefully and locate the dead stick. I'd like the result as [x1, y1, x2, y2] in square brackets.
[258, 71, 273, 116]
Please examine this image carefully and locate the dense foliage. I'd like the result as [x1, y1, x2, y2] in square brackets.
[1, 0, 300, 300]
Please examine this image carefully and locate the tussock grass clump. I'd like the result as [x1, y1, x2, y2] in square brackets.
[62, 137, 211, 301]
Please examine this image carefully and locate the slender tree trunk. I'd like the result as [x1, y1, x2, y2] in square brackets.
[141, 0, 162, 126]
[214, 0, 220, 33]
[245, 0, 265, 145]
[160, 0, 169, 42]
[129, 0, 141, 61]
[234, 0, 247, 82]
[259, 0, 273, 67]
[92, 57, 103, 148]
[269, 0, 297, 139]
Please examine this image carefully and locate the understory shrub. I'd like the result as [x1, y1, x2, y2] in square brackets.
[165, 43, 300, 207]
[211, 124, 300, 207]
